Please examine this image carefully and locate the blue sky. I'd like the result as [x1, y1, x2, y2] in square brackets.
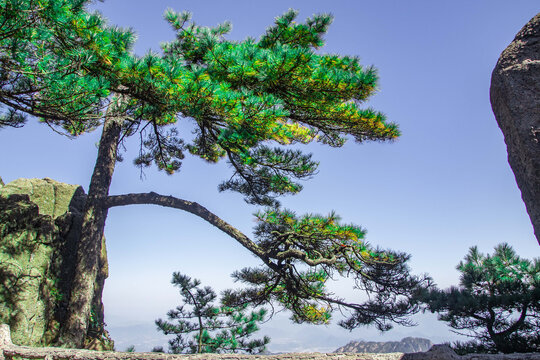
[1, 0, 539, 353]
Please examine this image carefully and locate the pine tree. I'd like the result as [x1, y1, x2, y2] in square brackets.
[417, 243, 540, 353]
[1, 2, 429, 348]
[156, 272, 270, 354]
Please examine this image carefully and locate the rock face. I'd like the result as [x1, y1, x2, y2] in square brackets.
[334, 337, 433, 353]
[0, 177, 112, 349]
[490, 13, 540, 245]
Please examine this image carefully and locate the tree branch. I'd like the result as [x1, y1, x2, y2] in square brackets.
[105, 192, 268, 261]
[275, 248, 336, 266]
[497, 303, 530, 338]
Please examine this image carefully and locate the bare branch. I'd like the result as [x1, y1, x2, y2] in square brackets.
[105, 192, 268, 261]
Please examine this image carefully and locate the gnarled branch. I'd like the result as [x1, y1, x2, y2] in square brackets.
[105, 192, 268, 261]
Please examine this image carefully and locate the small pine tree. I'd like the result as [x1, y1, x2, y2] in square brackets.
[417, 243, 540, 354]
[156, 272, 270, 354]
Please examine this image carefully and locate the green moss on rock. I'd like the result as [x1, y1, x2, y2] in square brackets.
[0, 177, 113, 350]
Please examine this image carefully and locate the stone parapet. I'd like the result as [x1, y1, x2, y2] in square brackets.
[1, 325, 539, 360]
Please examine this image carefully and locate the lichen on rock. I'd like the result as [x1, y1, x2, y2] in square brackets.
[0, 177, 112, 349]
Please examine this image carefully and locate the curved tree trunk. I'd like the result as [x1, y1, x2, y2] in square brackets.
[56, 104, 124, 348]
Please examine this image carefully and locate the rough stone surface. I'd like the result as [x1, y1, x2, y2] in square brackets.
[401, 345, 460, 360]
[490, 12, 540, 245]
[1, 330, 539, 360]
[0, 177, 112, 349]
[335, 337, 432, 353]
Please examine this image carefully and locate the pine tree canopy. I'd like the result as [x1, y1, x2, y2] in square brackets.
[145, 8, 400, 189]
[417, 243, 540, 353]
[115, 9, 401, 207]
[0, 0, 134, 131]
[2, 4, 399, 204]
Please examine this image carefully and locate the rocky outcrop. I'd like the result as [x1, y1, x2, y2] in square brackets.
[490, 13, 540, 245]
[334, 337, 432, 354]
[0, 177, 112, 349]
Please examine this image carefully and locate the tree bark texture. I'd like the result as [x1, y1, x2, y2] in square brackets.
[57, 107, 123, 347]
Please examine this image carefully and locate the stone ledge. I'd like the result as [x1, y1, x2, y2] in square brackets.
[1, 325, 539, 360]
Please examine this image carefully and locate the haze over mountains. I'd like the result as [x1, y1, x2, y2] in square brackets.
[334, 337, 433, 353]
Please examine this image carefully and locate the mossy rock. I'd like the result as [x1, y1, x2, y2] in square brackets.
[0, 177, 112, 349]
[0, 177, 85, 218]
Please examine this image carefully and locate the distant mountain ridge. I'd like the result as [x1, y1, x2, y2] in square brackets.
[334, 337, 432, 353]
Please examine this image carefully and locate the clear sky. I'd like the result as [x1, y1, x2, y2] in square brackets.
[1, 0, 539, 353]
